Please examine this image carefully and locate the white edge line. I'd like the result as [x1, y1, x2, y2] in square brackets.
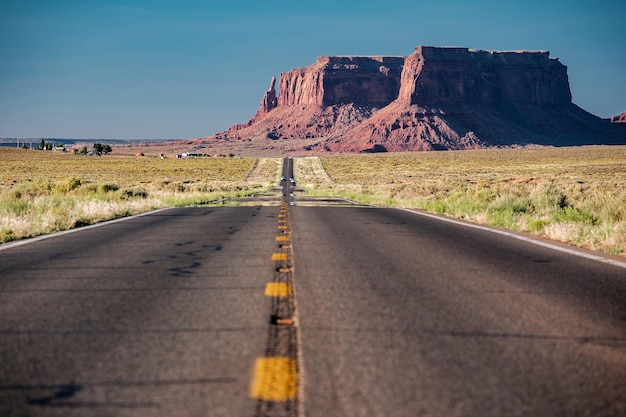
[395, 208, 626, 270]
[0, 207, 174, 252]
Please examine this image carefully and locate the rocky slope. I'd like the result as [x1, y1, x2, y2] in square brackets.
[611, 112, 626, 123]
[213, 46, 626, 152]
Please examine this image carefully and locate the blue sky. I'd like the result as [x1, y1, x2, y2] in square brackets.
[1, 0, 624, 139]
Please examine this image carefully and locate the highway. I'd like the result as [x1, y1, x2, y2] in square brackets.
[291, 206, 626, 416]
[1, 158, 625, 416]
[0, 206, 277, 416]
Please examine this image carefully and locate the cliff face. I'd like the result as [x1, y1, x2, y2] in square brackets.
[399, 46, 571, 107]
[259, 76, 278, 116]
[279, 56, 404, 108]
[220, 46, 626, 152]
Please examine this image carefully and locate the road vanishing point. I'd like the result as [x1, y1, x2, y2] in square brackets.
[1, 158, 625, 417]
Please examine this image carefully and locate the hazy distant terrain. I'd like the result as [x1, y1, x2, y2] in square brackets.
[0, 138, 177, 148]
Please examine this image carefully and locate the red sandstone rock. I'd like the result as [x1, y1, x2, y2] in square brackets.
[325, 102, 486, 152]
[216, 45, 626, 152]
[611, 112, 626, 123]
[278, 56, 404, 107]
[399, 46, 571, 107]
[258, 76, 278, 117]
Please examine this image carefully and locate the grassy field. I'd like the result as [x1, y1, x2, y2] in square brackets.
[3, 146, 626, 256]
[0, 148, 278, 242]
[296, 146, 626, 257]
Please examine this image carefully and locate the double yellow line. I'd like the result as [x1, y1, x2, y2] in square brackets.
[250, 201, 299, 404]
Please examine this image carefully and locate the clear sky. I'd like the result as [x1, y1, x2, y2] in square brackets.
[1, 0, 624, 139]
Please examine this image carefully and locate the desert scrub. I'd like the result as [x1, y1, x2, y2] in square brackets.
[0, 147, 256, 185]
[294, 157, 332, 187]
[157, 182, 269, 207]
[246, 158, 283, 184]
[0, 177, 163, 242]
[308, 146, 626, 256]
[0, 149, 274, 242]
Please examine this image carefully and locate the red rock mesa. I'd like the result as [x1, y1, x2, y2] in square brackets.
[218, 46, 626, 152]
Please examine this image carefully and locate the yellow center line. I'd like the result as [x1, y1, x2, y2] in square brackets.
[265, 282, 291, 297]
[271, 253, 289, 261]
[250, 357, 297, 401]
[249, 204, 298, 405]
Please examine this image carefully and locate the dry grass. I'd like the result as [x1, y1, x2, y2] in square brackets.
[293, 157, 331, 187]
[1, 147, 255, 185]
[4, 145, 626, 256]
[299, 146, 626, 256]
[0, 148, 280, 242]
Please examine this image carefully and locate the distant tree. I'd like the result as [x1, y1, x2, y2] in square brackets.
[80, 146, 88, 155]
[38, 139, 46, 150]
[91, 143, 112, 154]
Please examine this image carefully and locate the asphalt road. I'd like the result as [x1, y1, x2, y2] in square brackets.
[291, 206, 626, 417]
[0, 206, 280, 416]
[1, 179, 626, 416]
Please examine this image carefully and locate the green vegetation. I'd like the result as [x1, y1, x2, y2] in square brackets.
[0, 148, 279, 242]
[296, 147, 626, 256]
[4, 145, 625, 257]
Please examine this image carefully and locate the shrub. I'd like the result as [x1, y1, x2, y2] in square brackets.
[97, 183, 119, 193]
[5, 200, 29, 215]
[120, 189, 148, 199]
[555, 206, 599, 226]
[55, 177, 82, 193]
[528, 219, 548, 233]
[533, 182, 568, 210]
[1, 229, 15, 243]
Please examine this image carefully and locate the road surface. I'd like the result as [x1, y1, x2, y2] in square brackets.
[291, 205, 626, 417]
[1, 159, 625, 416]
[0, 206, 277, 416]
